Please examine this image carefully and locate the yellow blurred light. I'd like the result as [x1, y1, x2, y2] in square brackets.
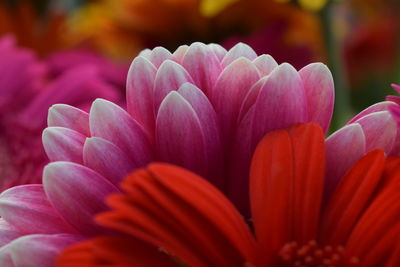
[200, 0, 240, 17]
[298, 0, 328, 11]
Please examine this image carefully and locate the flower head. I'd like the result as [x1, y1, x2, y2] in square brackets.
[57, 123, 400, 266]
[0, 36, 122, 190]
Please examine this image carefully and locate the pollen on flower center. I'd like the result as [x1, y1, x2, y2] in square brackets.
[278, 240, 360, 267]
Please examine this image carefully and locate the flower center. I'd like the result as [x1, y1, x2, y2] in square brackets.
[278, 240, 360, 267]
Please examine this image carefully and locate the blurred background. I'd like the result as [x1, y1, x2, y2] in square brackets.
[1, 0, 400, 130]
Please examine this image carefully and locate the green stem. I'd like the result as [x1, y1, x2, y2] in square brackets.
[319, 2, 352, 132]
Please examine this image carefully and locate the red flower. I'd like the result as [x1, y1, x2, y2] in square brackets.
[57, 123, 400, 266]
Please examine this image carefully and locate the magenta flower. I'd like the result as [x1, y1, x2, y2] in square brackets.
[0, 42, 399, 266]
[0, 35, 122, 190]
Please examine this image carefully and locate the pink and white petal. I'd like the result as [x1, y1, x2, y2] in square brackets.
[325, 123, 366, 200]
[83, 137, 136, 186]
[156, 92, 210, 179]
[177, 83, 223, 182]
[208, 43, 227, 61]
[252, 54, 278, 77]
[0, 185, 78, 235]
[0, 219, 21, 247]
[140, 47, 172, 68]
[0, 234, 83, 267]
[126, 56, 157, 133]
[355, 111, 397, 153]
[42, 127, 86, 164]
[299, 63, 334, 133]
[89, 99, 153, 166]
[251, 63, 307, 145]
[172, 45, 189, 63]
[221, 43, 257, 67]
[238, 77, 268, 122]
[347, 101, 397, 124]
[43, 162, 120, 236]
[211, 57, 260, 140]
[153, 60, 194, 112]
[392, 83, 400, 94]
[47, 104, 90, 136]
[182, 42, 222, 96]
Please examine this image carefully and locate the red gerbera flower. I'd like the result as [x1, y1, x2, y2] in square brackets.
[57, 123, 400, 266]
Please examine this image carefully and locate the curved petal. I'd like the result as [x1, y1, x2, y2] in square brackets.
[126, 56, 157, 134]
[252, 54, 278, 77]
[89, 99, 153, 167]
[139, 46, 172, 68]
[299, 63, 334, 133]
[0, 184, 78, 235]
[153, 60, 194, 112]
[221, 43, 257, 67]
[43, 162, 119, 236]
[208, 43, 227, 61]
[251, 63, 307, 146]
[347, 101, 397, 124]
[182, 42, 222, 96]
[96, 164, 258, 267]
[0, 219, 21, 247]
[83, 137, 136, 186]
[47, 104, 90, 136]
[354, 111, 397, 153]
[0, 234, 83, 267]
[156, 92, 212, 180]
[250, 123, 325, 265]
[211, 57, 260, 141]
[42, 127, 86, 163]
[325, 123, 366, 199]
[172, 45, 189, 63]
[320, 150, 385, 246]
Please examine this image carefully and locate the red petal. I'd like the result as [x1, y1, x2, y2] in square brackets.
[250, 123, 325, 265]
[320, 150, 385, 246]
[96, 164, 257, 267]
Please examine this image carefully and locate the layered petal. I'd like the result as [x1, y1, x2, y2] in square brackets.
[43, 162, 119, 235]
[325, 124, 366, 198]
[83, 137, 136, 186]
[221, 43, 257, 67]
[42, 127, 86, 164]
[0, 234, 82, 267]
[0, 185, 77, 235]
[96, 164, 258, 267]
[299, 63, 334, 133]
[47, 104, 90, 136]
[89, 99, 153, 166]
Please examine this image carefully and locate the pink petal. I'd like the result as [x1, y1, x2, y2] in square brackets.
[47, 104, 90, 136]
[177, 83, 223, 183]
[172, 45, 189, 63]
[126, 56, 157, 134]
[347, 101, 397, 124]
[238, 77, 268, 122]
[211, 57, 260, 140]
[156, 92, 211, 180]
[221, 43, 257, 67]
[43, 162, 119, 235]
[208, 43, 227, 61]
[182, 42, 222, 96]
[0, 219, 21, 247]
[42, 127, 86, 163]
[0, 185, 78, 234]
[252, 54, 278, 77]
[83, 137, 136, 186]
[0, 234, 83, 267]
[89, 99, 153, 167]
[325, 123, 366, 199]
[153, 60, 194, 112]
[139, 46, 172, 68]
[299, 63, 334, 133]
[251, 63, 307, 145]
[355, 111, 397, 153]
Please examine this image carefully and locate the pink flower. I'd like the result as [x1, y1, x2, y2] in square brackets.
[0, 42, 399, 266]
[0, 35, 123, 190]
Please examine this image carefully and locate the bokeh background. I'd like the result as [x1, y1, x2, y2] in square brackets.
[1, 0, 400, 130]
